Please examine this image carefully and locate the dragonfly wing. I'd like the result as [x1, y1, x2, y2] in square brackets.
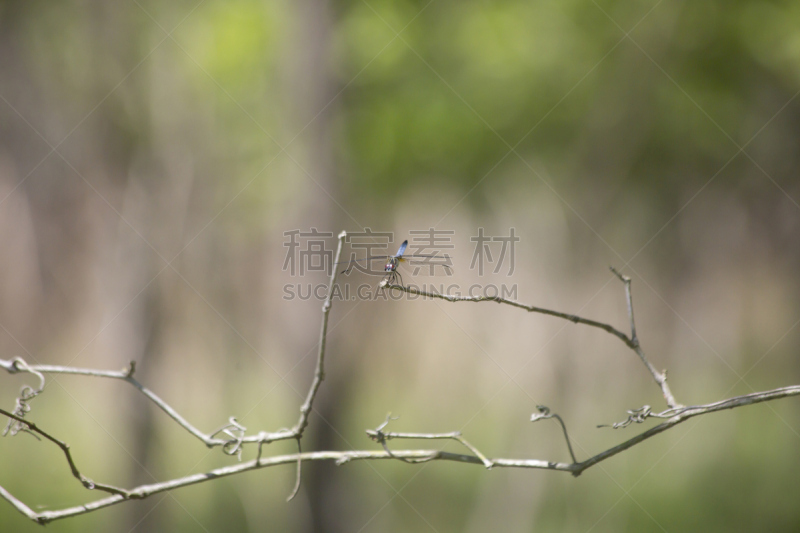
[396, 253, 453, 272]
[395, 240, 408, 259]
[398, 253, 452, 261]
[334, 255, 390, 266]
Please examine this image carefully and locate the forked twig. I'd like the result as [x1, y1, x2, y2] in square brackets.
[385, 267, 682, 410]
[366, 415, 493, 468]
[2, 232, 798, 524]
[0, 358, 293, 447]
[0, 232, 349, 454]
[4, 384, 798, 523]
[0, 408, 130, 502]
[609, 267, 680, 408]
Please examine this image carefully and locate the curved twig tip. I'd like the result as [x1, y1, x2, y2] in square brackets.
[609, 266, 629, 282]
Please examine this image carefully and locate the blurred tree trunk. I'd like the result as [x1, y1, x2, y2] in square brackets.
[286, 1, 345, 532]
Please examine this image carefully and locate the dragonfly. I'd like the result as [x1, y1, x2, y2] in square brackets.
[335, 240, 451, 286]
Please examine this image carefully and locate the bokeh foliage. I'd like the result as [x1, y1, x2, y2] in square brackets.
[1, 0, 799, 531]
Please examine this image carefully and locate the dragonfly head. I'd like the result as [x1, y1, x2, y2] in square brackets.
[385, 258, 397, 272]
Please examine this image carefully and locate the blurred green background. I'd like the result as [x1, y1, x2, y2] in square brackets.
[1, 0, 799, 531]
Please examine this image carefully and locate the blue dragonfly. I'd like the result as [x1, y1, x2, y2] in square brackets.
[335, 240, 451, 286]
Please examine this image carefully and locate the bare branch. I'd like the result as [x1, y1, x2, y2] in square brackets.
[0, 485, 41, 524]
[0, 231, 348, 454]
[1, 385, 798, 523]
[609, 267, 639, 344]
[291, 230, 347, 437]
[1, 233, 798, 524]
[576, 384, 800, 475]
[0, 358, 295, 447]
[0, 408, 130, 498]
[286, 438, 303, 502]
[609, 267, 680, 409]
[0, 448, 571, 524]
[366, 415, 493, 468]
[385, 274, 683, 409]
[383, 283, 636, 348]
[1, 358, 45, 437]
[531, 405, 577, 464]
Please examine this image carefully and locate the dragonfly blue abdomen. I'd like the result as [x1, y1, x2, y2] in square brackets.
[335, 239, 450, 286]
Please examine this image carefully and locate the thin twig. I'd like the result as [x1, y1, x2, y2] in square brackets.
[2, 233, 798, 524]
[575, 384, 800, 475]
[366, 415, 493, 468]
[1, 385, 798, 523]
[0, 358, 295, 447]
[609, 267, 680, 408]
[0, 485, 40, 524]
[1, 229, 343, 449]
[385, 275, 683, 409]
[291, 230, 347, 437]
[2, 358, 45, 437]
[384, 284, 635, 348]
[286, 438, 303, 502]
[0, 408, 130, 498]
[531, 405, 578, 464]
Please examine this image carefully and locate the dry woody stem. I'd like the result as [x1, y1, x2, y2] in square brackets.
[1, 235, 797, 525]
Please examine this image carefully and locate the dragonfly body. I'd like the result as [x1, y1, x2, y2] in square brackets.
[335, 239, 449, 286]
[384, 240, 408, 274]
